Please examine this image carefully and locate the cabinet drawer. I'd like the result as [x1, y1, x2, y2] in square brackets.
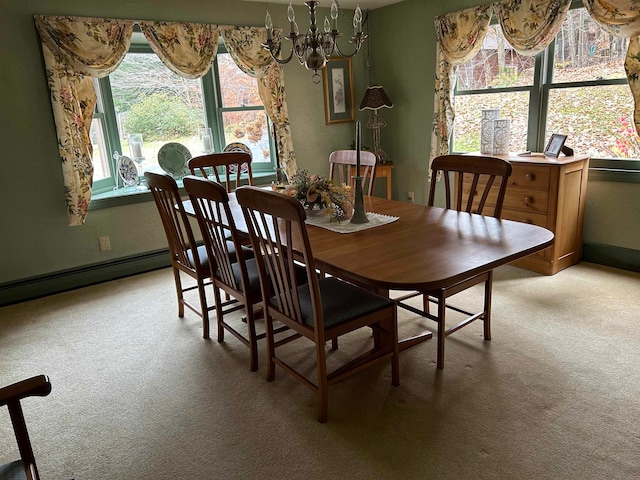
[509, 165, 551, 190]
[461, 184, 549, 214]
[504, 188, 549, 214]
[502, 208, 548, 228]
[461, 165, 550, 190]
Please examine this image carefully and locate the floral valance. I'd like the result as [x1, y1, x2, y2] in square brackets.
[430, 0, 640, 169]
[34, 15, 296, 226]
[495, 0, 571, 56]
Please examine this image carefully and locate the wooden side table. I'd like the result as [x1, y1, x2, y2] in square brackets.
[375, 162, 394, 200]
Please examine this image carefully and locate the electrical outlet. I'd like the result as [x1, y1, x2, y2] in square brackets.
[407, 192, 414, 203]
[99, 236, 111, 251]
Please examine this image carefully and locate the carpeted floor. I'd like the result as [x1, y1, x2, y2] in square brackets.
[1, 262, 639, 479]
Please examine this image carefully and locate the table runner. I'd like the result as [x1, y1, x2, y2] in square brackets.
[304, 212, 399, 234]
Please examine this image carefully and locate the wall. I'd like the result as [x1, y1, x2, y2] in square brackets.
[2, 0, 638, 303]
[0, 0, 368, 289]
[371, 0, 640, 263]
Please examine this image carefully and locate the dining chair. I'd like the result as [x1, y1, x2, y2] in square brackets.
[236, 186, 399, 423]
[188, 151, 253, 193]
[183, 176, 276, 371]
[0, 375, 52, 480]
[145, 171, 214, 339]
[394, 154, 513, 368]
[329, 150, 377, 196]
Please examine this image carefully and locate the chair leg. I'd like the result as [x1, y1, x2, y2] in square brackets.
[484, 271, 493, 340]
[213, 287, 225, 343]
[436, 291, 446, 369]
[316, 343, 329, 423]
[265, 314, 276, 382]
[197, 279, 210, 339]
[422, 293, 430, 315]
[172, 266, 185, 318]
[246, 308, 259, 372]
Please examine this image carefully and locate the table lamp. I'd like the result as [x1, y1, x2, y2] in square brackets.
[359, 85, 393, 163]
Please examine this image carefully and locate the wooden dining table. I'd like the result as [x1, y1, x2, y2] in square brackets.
[183, 192, 555, 366]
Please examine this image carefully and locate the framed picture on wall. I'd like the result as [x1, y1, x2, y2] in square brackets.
[322, 58, 355, 124]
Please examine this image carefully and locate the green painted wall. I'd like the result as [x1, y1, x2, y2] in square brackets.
[1, 0, 638, 291]
[0, 0, 367, 284]
[371, 0, 640, 251]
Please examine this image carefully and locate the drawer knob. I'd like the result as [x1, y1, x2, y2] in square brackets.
[525, 173, 535, 181]
[524, 196, 533, 206]
[524, 219, 533, 224]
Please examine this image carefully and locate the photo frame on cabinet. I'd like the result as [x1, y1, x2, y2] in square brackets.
[322, 58, 355, 124]
[544, 134, 567, 158]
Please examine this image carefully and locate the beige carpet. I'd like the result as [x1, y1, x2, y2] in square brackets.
[1, 262, 639, 479]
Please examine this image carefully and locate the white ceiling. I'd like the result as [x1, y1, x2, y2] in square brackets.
[241, 0, 405, 11]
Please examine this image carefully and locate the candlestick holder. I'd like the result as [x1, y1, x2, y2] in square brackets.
[274, 166, 286, 185]
[350, 176, 369, 224]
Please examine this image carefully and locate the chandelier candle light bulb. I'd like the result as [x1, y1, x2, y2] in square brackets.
[262, 0, 368, 82]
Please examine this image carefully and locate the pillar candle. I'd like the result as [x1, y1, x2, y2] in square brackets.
[356, 121, 361, 173]
[131, 142, 142, 159]
[273, 123, 280, 168]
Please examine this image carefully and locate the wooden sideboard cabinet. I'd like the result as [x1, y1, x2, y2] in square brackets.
[460, 153, 589, 275]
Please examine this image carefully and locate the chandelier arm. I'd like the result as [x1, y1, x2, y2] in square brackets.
[263, 41, 295, 64]
[332, 32, 368, 58]
[332, 40, 363, 58]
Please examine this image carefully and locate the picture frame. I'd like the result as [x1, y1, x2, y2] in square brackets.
[544, 133, 567, 158]
[322, 58, 355, 125]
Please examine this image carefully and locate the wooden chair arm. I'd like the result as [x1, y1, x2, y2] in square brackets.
[0, 375, 51, 407]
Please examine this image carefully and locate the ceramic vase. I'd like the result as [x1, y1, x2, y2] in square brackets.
[492, 118, 511, 155]
[481, 109, 501, 154]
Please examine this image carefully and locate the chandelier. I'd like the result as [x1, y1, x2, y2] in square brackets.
[263, 1, 367, 83]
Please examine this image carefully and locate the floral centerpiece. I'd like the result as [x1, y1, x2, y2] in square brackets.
[280, 170, 353, 221]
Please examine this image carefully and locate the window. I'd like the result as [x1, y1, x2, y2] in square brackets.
[90, 35, 273, 196]
[452, 3, 636, 163]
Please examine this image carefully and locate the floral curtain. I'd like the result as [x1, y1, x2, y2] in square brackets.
[34, 15, 134, 226]
[139, 21, 219, 78]
[583, 0, 640, 135]
[35, 16, 296, 226]
[220, 26, 297, 179]
[430, 5, 493, 168]
[494, 0, 571, 56]
[430, 0, 572, 170]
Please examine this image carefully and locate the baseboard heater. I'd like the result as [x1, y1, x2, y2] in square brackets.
[0, 249, 172, 307]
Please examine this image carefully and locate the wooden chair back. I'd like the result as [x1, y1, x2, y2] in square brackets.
[0, 375, 52, 480]
[236, 186, 399, 422]
[145, 172, 203, 274]
[329, 150, 377, 196]
[145, 171, 213, 338]
[236, 186, 319, 334]
[428, 154, 513, 218]
[188, 152, 253, 193]
[183, 176, 244, 292]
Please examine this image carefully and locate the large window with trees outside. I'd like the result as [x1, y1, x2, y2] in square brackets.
[90, 34, 273, 195]
[452, 3, 636, 163]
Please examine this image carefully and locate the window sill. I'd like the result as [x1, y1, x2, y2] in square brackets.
[89, 171, 277, 211]
[588, 159, 640, 183]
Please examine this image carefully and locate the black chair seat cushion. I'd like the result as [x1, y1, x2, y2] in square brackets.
[296, 277, 392, 329]
[228, 260, 308, 300]
[0, 460, 27, 480]
[230, 257, 262, 297]
[188, 242, 253, 273]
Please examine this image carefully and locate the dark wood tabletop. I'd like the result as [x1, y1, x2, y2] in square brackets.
[183, 193, 554, 293]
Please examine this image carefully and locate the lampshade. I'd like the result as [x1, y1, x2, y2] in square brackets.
[359, 86, 393, 111]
